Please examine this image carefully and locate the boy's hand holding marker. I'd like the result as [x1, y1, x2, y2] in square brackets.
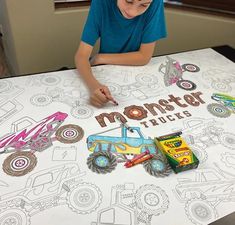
[89, 85, 118, 107]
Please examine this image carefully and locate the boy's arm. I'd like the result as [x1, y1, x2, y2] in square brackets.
[92, 42, 156, 66]
[75, 41, 101, 91]
[75, 41, 112, 107]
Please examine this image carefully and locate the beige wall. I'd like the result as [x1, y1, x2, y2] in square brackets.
[1, 0, 235, 75]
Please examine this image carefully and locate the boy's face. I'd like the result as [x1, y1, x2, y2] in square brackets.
[117, 0, 153, 19]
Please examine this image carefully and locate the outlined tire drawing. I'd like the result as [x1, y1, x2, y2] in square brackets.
[219, 132, 235, 150]
[191, 145, 208, 164]
[185, 198, 217, 225]
[87, 151, 117, 174]
[66, 183, 102, 214]
[143, 155, 172, 177]
[3, 152, 37, 177]
[55, 124, 84, 144]
[182, 64, 200, 73]
[207, 103, 231, 118]
[30, 94, 52, 106]
[135, 185, 169, 216]
[40, 75, 61, 86]
[211, 81, 232, 93]
[0, 207, 30, 225]
[0, 80, 12, 93]
[70, 105, 93, 119]
[176, 80, 196, 91]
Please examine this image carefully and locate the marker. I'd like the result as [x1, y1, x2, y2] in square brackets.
[100, 89, 118, 106]
[124, 150, 150, 167]
[115, 115, 134, 133]
[156, 131, 182, 141]
[125, 154, 153, 168]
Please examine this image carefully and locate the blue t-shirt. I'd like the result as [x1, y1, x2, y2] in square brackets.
[81, 0, 167, 53]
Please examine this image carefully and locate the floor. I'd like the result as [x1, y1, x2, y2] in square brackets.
[0, 36, 10, 78]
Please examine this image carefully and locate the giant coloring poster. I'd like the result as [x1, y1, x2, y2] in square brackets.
[0, 48, 235, 225]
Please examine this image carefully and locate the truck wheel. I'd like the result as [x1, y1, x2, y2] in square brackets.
[87, 151, 117, 174]
[207, 103, 231, 118]
[135, 184, 169, 216]
[67, 182, 102, 214]
[0, 207, 30, 225]
[3, 152, 37, 177]
[185, 198, 217, 225]
[56, 124, 84, 143]
[219, 132, 235, 150]
[71, 105, 93, 119]
[30, 94, 52, 106]
[182, 64, 200, 72]
[143, 155, 172, 177]
[176, 80, 196, 91]
[211, 81, 231, 93]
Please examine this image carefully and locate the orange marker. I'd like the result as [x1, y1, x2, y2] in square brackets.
[125, 154, 153, 168]
[100, 89, 118, 106]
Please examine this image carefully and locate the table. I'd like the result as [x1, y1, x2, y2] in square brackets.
[0, 47, 235, 225]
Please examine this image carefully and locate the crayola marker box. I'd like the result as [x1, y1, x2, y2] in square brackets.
[155, 135, 199, 173]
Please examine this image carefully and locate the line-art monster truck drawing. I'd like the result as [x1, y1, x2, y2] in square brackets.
[86, 125, 172, 177]
[159, 56, 200, 91]
[202, 68, 235, 93]
[0, 112, 84, 176]
[105, 73, 166, 102]
[30, 87, 93, 119]
[0, 163, 102, 225]
[0, 80, 24, 125]
[173, 163, 235, 225]
[91, 183, 169, 225]
[207, 93, 235, 118]
[178, 117, 235, 159]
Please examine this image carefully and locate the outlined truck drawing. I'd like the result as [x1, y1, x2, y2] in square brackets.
[179, 118, 235, 154]
[0, 164, 102, 225]
[173, 163, 235, 225]
[86, 125, 171, 177]
[91, 183, 169, 225]
[0, 112, 83, 176]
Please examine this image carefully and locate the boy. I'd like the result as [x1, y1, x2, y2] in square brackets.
[75, 0, 166, 107]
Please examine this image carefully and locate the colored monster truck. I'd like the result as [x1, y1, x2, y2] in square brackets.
[86, 125, 172, 177]
[207, 93, 235, 118]
[91, 183, 169, 225]
[173, 164, 235, 225]
[159, 56, 200, 90]
[0, 164, 102, 225]
[0, 112, 84, 176]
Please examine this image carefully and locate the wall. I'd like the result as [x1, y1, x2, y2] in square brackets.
[1, 0, 235, 75]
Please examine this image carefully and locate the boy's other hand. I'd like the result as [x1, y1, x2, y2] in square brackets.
[90, 85, 113, 108]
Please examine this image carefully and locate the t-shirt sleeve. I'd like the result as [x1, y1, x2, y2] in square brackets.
[141, 0, 167, 43]
[81, 0, 101, 46]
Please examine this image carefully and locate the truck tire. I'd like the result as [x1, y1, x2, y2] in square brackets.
[135, 184, 169, 216]
[143, 155, 172, 177]
[0, 207, 30, 225]
[185, 198, 217, 225]
[3, 152, 37, 177]
[66, 183, 102, 214]
[87, 151, 117, 174]
[176, 80, 196, 91]
[207, 103, 231, 118]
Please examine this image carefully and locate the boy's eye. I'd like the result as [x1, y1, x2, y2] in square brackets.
[126, 0, 133, 4]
